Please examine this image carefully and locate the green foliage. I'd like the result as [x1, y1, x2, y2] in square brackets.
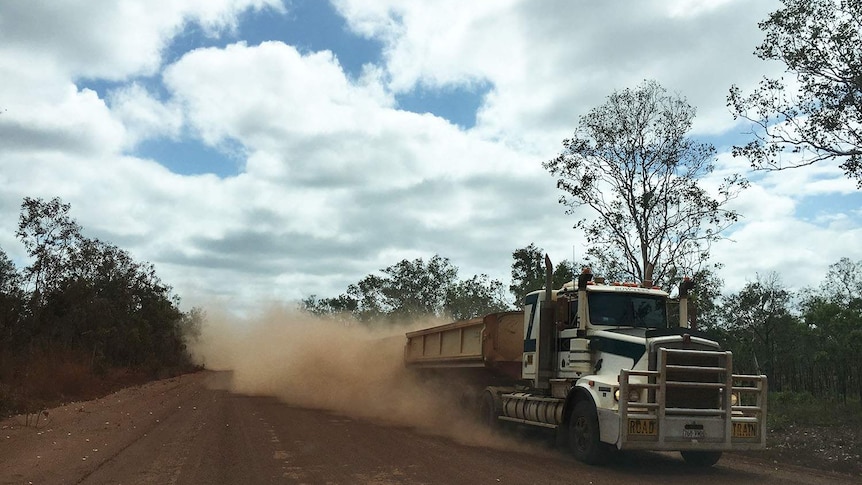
[713, 263, 862, 401]
[0, 247, 25, 345]
[16, 197, 83, 300]
[545, 80, 746, 286]
[509, 243, 580, 306]
[303, 255, 510, 323]
[768, 392, 862, 430]
[728, 0, 862, 185]
[799, 258, 862, 403]
[0, 197, 198, 380]
[668, 268, 724, 329]
[445, 274, 509, 321]
[716, 273, 812, 393]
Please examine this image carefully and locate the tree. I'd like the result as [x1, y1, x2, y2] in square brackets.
[301, 294, 358, 318]
[544, 80, 746, 286]
[302, 255, 509, 323]
[8, 196, 194, 370]
[509, 243, 580, 305]
[728, 0, 862, 185]
[509, 244, 546, 304]
[378, 255, 458, 320]
[16, 197, 83, 302]
[718, 273, 805, 390]
[800, 258, 862, 401]
[674, 268, 724, 330]
[445, 274, 509, 321]
[0, 247, 24, 345]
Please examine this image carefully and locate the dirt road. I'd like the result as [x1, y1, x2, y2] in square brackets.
[0, 371, 854, 485]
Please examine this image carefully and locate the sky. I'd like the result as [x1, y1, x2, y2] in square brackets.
[1, 0, 860, 316]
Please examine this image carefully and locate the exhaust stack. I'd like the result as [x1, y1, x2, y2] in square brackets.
[534, 255, 555, 389]
[679, 277, 694, 328]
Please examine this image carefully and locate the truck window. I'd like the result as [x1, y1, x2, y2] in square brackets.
[588, 293, 667, 328]
[568, 299, 578, 327]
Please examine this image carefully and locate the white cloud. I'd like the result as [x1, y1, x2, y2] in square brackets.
[162, 40, 529, 188]
[0, 0, 284, 80]
[109, 83, 184, 146]
[1, 0, 860, 317]
[0, 82, 126, 157]
[716, 216, 862, 293]
[165, 42, 365, 144]
[334, 0, 784, 151]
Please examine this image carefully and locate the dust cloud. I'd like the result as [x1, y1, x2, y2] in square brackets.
[188, 304, 534, 452]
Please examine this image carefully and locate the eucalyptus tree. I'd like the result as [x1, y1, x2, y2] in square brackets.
[800, 258, 862, 401]
[728, 0, 862, 185]
[16, 197, 83, 302]
[12, 197, 193, 369]
[545, 80, 746, 287]
[718, 273, 803, 388]
[509, 243, 580, 305]
[0, 247, 24, 345]
[303, 255, 508, 323]
[444, 274, 509, 321]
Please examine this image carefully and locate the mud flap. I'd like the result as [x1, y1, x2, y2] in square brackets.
[597, 408, 620, 447]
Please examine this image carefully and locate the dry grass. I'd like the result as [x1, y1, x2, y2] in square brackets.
[740, 392, 862, 477]
[0, 348, 158, 418]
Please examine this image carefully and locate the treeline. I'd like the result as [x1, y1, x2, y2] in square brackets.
[305, 246, 862, 403]
[301, 243, 578, 323]
[702, 260, 862, 403]
[0, 197, 200, 412]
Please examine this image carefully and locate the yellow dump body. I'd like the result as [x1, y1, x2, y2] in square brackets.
[404, 311, 524, 381]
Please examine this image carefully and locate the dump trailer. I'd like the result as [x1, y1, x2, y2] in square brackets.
[404, 259, 767, 467]
[404, 311, 524, 386]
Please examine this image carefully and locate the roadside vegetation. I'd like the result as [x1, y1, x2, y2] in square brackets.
[0, 197, 202, 417]
[750, 392, 862, 476]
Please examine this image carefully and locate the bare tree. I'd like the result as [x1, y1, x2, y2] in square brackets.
[544, 80, 746, 286]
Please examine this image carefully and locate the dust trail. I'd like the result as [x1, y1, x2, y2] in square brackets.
[189, 304, 540, 452]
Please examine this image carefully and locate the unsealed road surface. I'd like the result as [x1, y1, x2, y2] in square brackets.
[0, 372, 853, 484]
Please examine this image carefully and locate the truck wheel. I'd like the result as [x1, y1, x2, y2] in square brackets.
[478, 392, 500, 429]
[568, 401, 610, 465]
[680, 451, 722, 467]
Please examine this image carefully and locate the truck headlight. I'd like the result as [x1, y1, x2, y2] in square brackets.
[731, 392, 739, 406]
[614, 389, 640, 402]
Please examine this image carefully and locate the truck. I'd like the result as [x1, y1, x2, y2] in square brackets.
[403, 258, 767, 466]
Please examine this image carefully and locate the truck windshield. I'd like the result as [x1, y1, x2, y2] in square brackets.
[588, 292, 667, 328]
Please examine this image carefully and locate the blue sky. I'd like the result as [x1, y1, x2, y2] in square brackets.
[77, 0, 489, 177]
[1, 0, 860, 315]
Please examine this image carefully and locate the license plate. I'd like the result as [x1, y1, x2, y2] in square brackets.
[628, 419, 657, 436]
[733, 422, 758, 438]
[683, 429, 704, 439]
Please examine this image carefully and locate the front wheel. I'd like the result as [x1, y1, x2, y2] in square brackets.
[680, 451, 722, 467]
[568, 401, 611, 465]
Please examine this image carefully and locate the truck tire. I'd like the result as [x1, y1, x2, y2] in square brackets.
[680, 451, 722, 467]
[478, 391, 500, 429]
[568, 400, 610, 465]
